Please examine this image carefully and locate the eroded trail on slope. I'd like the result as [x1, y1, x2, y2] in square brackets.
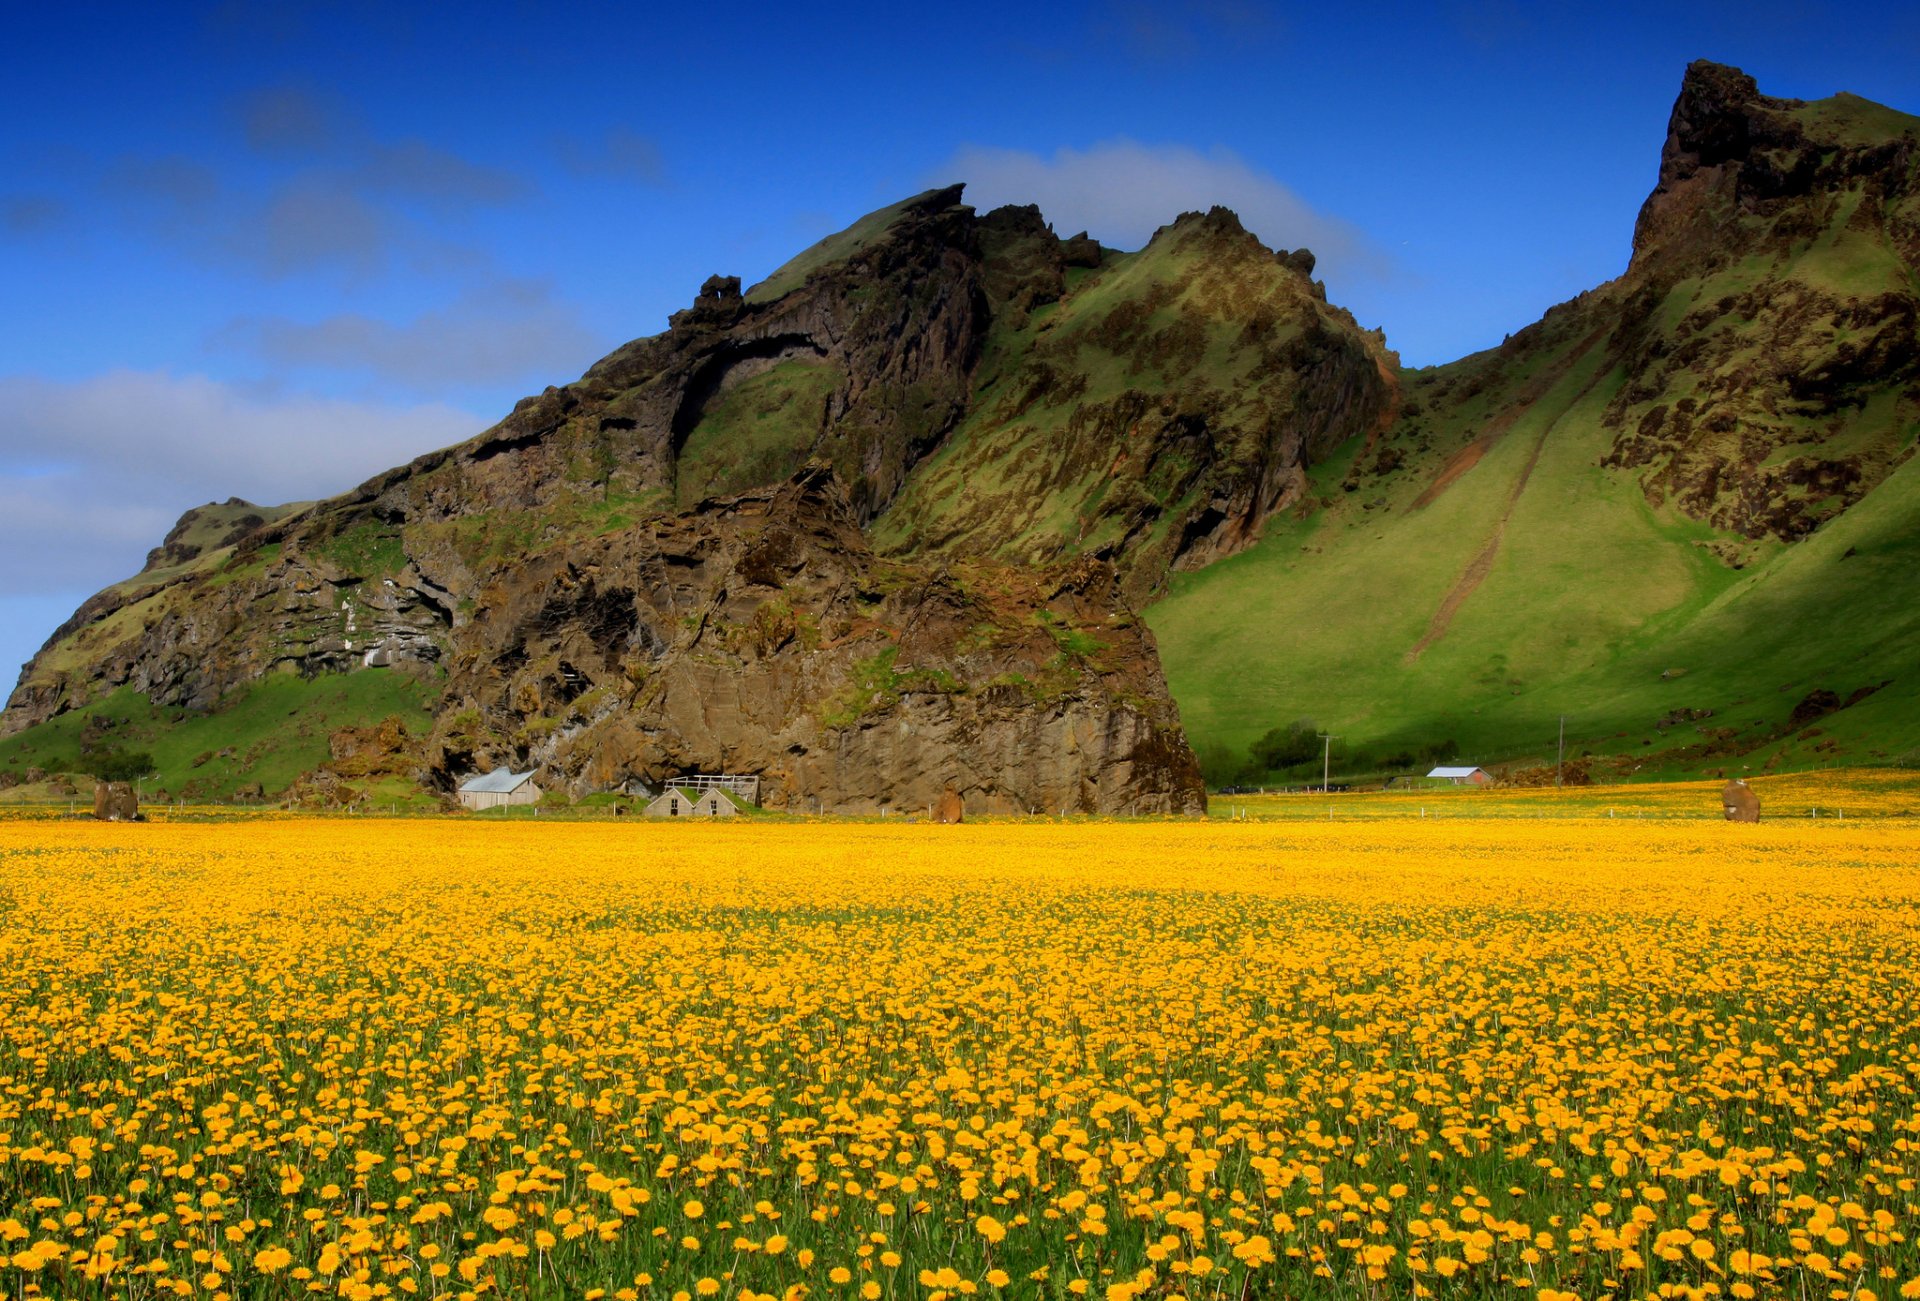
[1405, 330, 1611, 661]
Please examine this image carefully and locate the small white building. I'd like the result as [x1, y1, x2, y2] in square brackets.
[692, 789, 743, 817]
[645, 787, 697, 818]
[458, 766, 541, 810]
[1427, 765, 1493, 786]
[645, 786, 744, 818]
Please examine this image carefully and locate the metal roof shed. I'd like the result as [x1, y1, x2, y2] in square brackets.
[458, 766, 541, 810]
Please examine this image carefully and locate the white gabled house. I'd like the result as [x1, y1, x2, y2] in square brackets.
[645, 785, 745, 818]
[645, 787, 697, 818]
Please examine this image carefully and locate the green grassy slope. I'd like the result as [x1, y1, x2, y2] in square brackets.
[676, 359, 841, 506]
[0, 672, 434, 800]
[745, 188, 955, 304]
[1151, 376, 1920, 781]
[1149, 74, 1920, 785]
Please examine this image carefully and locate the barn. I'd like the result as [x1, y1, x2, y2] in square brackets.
[457, 766, 541, 810]
[1427, 765, 1494, 786]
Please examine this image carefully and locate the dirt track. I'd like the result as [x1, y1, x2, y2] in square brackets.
[1405, 329, 1611, 660]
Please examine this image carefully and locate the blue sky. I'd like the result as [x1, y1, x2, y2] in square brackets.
[2, 0, 1918, 685]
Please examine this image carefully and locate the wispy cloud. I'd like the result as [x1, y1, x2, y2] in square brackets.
[1088, 0, 1282, 62]
[0, 370, 478, 595]
[211, 279, 606, 392]
[940, 138, 1392, 286]
[1, 196, 67, 235]
[558, 126, 667, 186]
[237, 84, 338, 156]
[34, 84, 539, 281]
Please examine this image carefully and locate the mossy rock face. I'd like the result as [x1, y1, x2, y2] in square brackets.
[427, 465, 1204, 816]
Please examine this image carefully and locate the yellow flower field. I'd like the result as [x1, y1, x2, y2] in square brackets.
[2, 816, 1918, 1301]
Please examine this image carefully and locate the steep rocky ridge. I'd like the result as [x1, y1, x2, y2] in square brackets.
[875, 206, 1398, 601]
[1381, 61, 1920, 550]
[1152, 61, 1920, 781]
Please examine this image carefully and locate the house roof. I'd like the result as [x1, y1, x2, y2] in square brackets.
[696, 789, 743, 809]
[1427, 766, 1487, 778]
[459, 766, 537, 794]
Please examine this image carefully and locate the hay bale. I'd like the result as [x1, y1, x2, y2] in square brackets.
[92, 781, 139, 822]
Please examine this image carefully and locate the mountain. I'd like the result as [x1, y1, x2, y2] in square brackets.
[1151, 61, 1920, 781]
[5, 61, 1916, 802]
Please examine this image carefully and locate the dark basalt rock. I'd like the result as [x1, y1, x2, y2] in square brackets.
[425, 465, 1205, 816]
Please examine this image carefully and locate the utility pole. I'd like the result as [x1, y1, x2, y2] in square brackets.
[1556, 715, 1566, 787]
[1318, 734, 1338, 794]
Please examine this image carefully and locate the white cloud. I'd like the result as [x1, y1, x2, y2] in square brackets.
[0, 370, 479, 595]
[942, 139, 1391, 286]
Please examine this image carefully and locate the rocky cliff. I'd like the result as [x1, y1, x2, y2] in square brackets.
[428, 464, 1203, 815]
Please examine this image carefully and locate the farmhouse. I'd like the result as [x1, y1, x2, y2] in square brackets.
[1427, 765, 1493, 786]
[456, 766, 541, 810]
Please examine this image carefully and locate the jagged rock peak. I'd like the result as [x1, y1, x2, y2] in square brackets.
[1654, 62, 1806, 190]
[1631, 60, 1918, 269]
[1160, 205, 1254, 242]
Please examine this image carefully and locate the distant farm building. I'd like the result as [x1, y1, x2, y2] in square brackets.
[1427, 766, 1493, 786]
[645, 781, 747, 818]
[457, 767, 541, 810]
[645, 788, 696, 818]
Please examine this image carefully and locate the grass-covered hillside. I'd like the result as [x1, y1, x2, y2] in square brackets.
[0, 671, 433, 802]
[1152, 65, 1920, 784]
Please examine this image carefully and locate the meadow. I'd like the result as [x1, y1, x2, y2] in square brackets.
[2, 810, 1918, 1301]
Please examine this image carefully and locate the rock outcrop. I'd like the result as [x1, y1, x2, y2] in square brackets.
[427, 464, 1204, 816]
[876, 204, 1399, 602]
[1603, 61, 1920, 542]
[1374, 61, 1920, 550]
